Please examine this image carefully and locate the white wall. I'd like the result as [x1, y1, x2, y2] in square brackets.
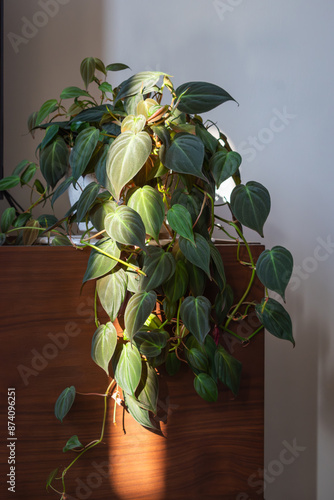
[2, 1, 334, 498]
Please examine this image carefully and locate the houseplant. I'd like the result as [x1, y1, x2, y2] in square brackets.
[0, 57, 294, 498]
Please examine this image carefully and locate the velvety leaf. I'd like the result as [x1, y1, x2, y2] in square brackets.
[94, 57, 106, 75]
[180, 295, 211, 344]
[96, 268, 128, 321]
[1, 207, 16, 233]
[121, 114, 146, 134]
[163, 259, 188, 303]
[20, 163, 37, 185]
[256, 246, 293, 300]
[60, 86, 91, 99]
[55, 386, 76, 423]
[115, 71, 164, 103]
[195, 123, 218, 154]
[112, 343, 142, 395]
[22, 219, 41, 245]
[106, 130, 152, 200]
[34, 179, 45, 195]
[209, 243, 226, 289]
[37, 214, 58, 230]
[106, 63, 131, 72]
[186, 261, 206, 296]
[194, 373, 218, 402]
[230, 181, 271, 237]
[70, 127, 100, 180]
[13, 212, 31, 228]
[210, 150, 242, 188]
[187, 347, 209, 372]
[90, 200, 117, 232]
[40, 136, 69, 188]
[63, 435, 83, 453]
[70, 104, 110, 124]
[124, 393, 158, 430]
[255, 298, 294, 346]
[51, 176, 74, 207]
[126, 258, 144, 293]
[76, 182, 100, 222]
[164, 133, 206, 181]
[0, 175, 21, 191]
[214, 284, 234, 324]
[0, 233, 5, 246]
[124, 290, 157, 342]
[104, 205, 146, 251]
[91, 322, 117, 375]
[13, 160, 30, 176]
[175, 81, 236, 114]
[166, 351, 181, 376]
[40, 125, 60, 151]
[140, 247, 176, 291]
[135, 362, 159, 414]
[36, 99, 58, 126]
[167, 204, 195, 244]
[80, 57, 96, 89]
[134, 329, 169, 357]
[128, 186, 165, 242]
[163, 297, 177, 321]
[83, 238, 121, 283]
[51, 234, 72, 246]
[99, 82, 113, 94]
[214, 345, 242, 396]
[179, 233, 211, 278]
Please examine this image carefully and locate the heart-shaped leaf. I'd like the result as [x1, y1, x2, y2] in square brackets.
[256, 246, 293, 300]
[164, 133, 206, 181]
[166, 351, 181, 376]
[163, 260, 188, 303]
[124, 393, 158, 430]
[80, 57, 96, 89]
[104, 205, 146, 251]
[70, 127, 100, 180]
[230, 181, 271, 237]
[106, 130, 152, 200]
[96, 269, 128, 321]
[90, 200, 117, 232]
[76, 182, 100, 222]
[135, 362, 159, 414]
[36, 99, 58, 126]
[91, 322, 117, 375]
[40, 137, 69, 188]
[134, 329, 169, 358]
[179, 233, 211, 278]
[112, 343, 142, 395]
[115, 71, 164, 103]
[55, 386, 76, 423]
[214, 345, 242, 396]
[209, 242, 226, 289]
[186, 261, 206, 296]
[255, 298, 294, 346]
[1, 207, 16, 233]
[167, 204, 195, 244]
[194, 373, 218, 402]
[124, 290, 157, 342]
[121, 114, 146, 133]
[83, 238, 121, 283]
[210, 149, 242, 188]
[60, 86, 91, 99]
[128, 186, 165, 242]
[175, 81, 235, 114]
[180, 295, 211, 344]
[187, 348, 209, 373]
[63, 435, 83, 453]
[140, 247, 176, 291]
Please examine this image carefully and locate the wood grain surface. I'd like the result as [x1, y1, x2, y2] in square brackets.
[0, 244, 264, 500]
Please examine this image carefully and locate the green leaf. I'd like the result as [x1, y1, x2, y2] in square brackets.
[134, 329, 169, 357]
[37, 214, 59, 229]
[115, 71, 164, 103]
[1, 207, 16, 233]
[60, 86, 91, 99]
[112, 343, 142, 395]
[106, 130, 152, 200]
[13, 160, 30, 176]
[209, 243, 226, 289]
[51, 234, 72, 246]
[96, 268, 128, 321]
[164, 133, 206, 181]
[214, 345, 242, 396]
[124, 290, 157, 342]
[0, 233, 6, 245]
[20, 163, 37, 185]
[163, 259, 188, 303]
[94, 57, 106, 75]
[124, 393, 157, 430]
[195, 123, 218, 154]
[83, 238, 121, 283]
[40, 136, 69, 188]
[255, 298, 294, 346]
[135, 362, 159, 413]
[91, 322, 117, 375]
[180, 295, 211, 344]
[210, 150, 242, 188]
[163, 297, 177, 321]
[63, 435, 83, 453]
[175, 81, 236, 114]
[80, 57, 96, 89]
[187, 347, 209, 372]
[256, 246, 293, 300]
[51, 176, 74, 207]
[230, 181, 271, 237]
[166, 351, 181, 376]
[214, 284, 233, 324]
[194, 373, 218, 402]
[34, 179, 45, 195]
[22, 219, 41, 246]
[76, 182, 100, 222]
[36, 99, 58, 126]
[13, 212, 31, 228]
[104, 205, 146, 251]
[179, 233, 211, 278]
[70, 127, 100, 180]
[98, 82, 113, 93]
[121, 114, 146, 134]
[186, 261, 206, 296]
[128, 186, 165, 242]
[106, 63, 131, 72]
[40, 125, 60, 150]
[55, 386, 76, 423]
[46, 468, 58, 491]
[70, 104, 110, 123]
[140, 247, 176, 291]
[167, 204, 195, 244]
[0, 175, 20, 191]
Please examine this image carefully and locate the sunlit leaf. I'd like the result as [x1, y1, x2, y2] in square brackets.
[91, 322, 117, 375]
[175, 81, 236, 114]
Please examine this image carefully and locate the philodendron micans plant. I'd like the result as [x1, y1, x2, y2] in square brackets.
[0, 57, 294, 498]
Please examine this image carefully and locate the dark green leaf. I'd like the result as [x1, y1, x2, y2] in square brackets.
[187, 348, 209, 372]
[37, 214, 58, 229]
[166, 351, 181, 376]
[180, 295, 211, 344]
[55, 386, 76, 423]
[70, 127, 100, 180]
[128, 186, 165, 242]
[96, 268, 128, 321]
[175, 81, 236, 114]
[215, 345, 242, 396]
[256, 246, 293, 300]
[124, 290, 157, 342]
[40, 124, 60, 150]
[135, 362, 159, 414]
[134, 329, 169, 358]
[70, 104, 111, 123]
[13, 160, 30, 176]
[94, 57, 106, 74]
[106, 63, 131, 72]
[1, 207, 16, 233]
[76, 182, 100, 222]
[34, 179, 45, 194]
[0, 233, 6, 245]
[179, 233, 211, 278]
[163, 297, 177, 321]
[46, 468, 58, 491]
[104, 205, 146, 251]
[186, 261, 206, 296]
[209, 243, 226, 289]
[80, 57, 96, 89]
[255, 298, 294, 346]
[230, 181, 271, 237]
[140, 247, 176, 291]
[20, 163, 37, 185]
[195, 123, 218, 154]
[36, 99, 58, 126]
[210, 150, 242, 188]
[194, 373, 218, 402]
[40, 136, 69, 188]
[0, 175, 20, 191]
[164, 133, 206, 181]
[91, 322, 117, 375]
[167, 204, 195, 244]
[13, 212, 31, 228]
[51, 234, 72, 246]
[163, 259, 188, 303]
[83, 238, 121, 283]
[98, 82, 113, 93]
[214, 284, 233, 324]
[60, 86, 91, 99]
[51, 176, 74, 207]
[112, 343, 142, 395]
[63, 435, 83, 453]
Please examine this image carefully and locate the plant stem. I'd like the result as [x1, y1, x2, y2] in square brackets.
[220, 325, 246, 343]
[82, 241, 146, 276]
